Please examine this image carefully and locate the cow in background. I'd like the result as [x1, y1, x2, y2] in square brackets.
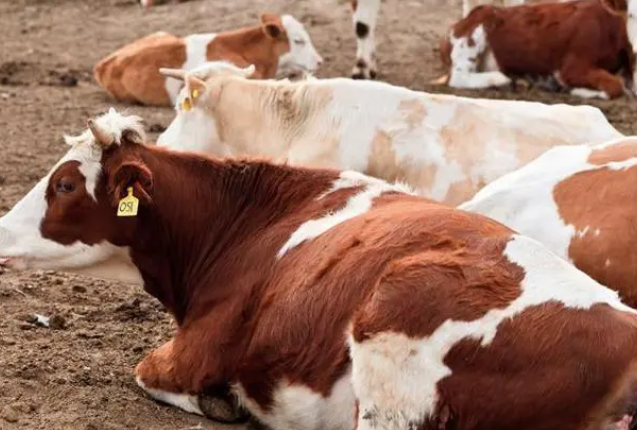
[438, 0, 637, 99]
[156, 61, 621, 206]
[93, 14, 322, 106]
[350, 0, 556, 80]
[461, 136, 637, 309]
[2, 109, 637, 430]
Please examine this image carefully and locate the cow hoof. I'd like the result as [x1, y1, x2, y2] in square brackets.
[198, 394, 250, 423]
[351, 69, 377, 80]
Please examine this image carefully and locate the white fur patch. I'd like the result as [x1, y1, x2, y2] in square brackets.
[448, 26, 511, 89]
[277, 171, 411, 259]
[136, 377, 203, 416]
[233, 371, 355, 430]
[348, 234, 633, 429]
[277, 15, 323, 77]
[459, 137, 634, 263]
[570, 88, 609, 100]
[162, 33, 217, 104]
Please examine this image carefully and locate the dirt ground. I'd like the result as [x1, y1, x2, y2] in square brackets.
[1, 0, 636, 428]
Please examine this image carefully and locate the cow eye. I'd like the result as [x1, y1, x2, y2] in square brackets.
[55, 178, 76, 194]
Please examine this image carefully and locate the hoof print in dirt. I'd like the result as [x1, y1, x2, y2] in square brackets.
[114, 298, 154, 322]
[43, 70, 79, 87]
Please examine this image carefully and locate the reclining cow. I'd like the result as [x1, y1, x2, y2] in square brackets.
[2, 109, 637, 430]
[156, 61, 622, 206]
[460, 135, 637, 309]
[438, 0, 637, 99]
[93, 13, 322, 106]
[349, 0, 536, 80]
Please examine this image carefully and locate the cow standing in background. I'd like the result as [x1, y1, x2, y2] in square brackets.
[2, 109, 637, 430]
[93, 14, 322, 106]
[439, 0, 637, 99]
[156, 62, 621, 206]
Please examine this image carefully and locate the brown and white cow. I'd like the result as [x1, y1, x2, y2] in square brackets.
[155, 61, 622, 206]
[439, 0, 637, 99]
[461, 136, 637, 308]
[2, 109, 637, 430]
[349, 0, 555, 80]
[93, 13, 322, 106]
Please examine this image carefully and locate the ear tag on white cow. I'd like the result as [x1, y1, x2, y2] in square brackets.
[182, 89, 199, 112]
[182, 97, 192, 112]
[117, 187, 139, 217]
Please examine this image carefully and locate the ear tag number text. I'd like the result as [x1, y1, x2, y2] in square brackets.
[117, 187, 139, 217]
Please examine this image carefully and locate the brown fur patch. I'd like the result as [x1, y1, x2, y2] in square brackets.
[554, 164, 637, 306]
[588, 139, 637, 165]
[93, 32, 186, 106]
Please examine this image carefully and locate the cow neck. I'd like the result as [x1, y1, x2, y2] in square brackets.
[210, 26, 282, 78]
[126, 147, 335, 325]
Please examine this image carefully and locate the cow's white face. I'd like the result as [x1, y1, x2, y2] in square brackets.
[156, 84, 225, 154]
[277, 15, 323, 78]
[157, 62, 255, 155]
[0, 109, 143, 284]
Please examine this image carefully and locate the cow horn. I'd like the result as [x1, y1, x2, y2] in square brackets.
[159, 68, 186, 81]
[87, 119, 114, 147]
[241, 64, 256, 77]
[428, 73, 449, 85]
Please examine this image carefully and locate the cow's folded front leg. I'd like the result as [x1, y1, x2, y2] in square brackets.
[134, 338, 249, 422]
[135, 339, 205, 415]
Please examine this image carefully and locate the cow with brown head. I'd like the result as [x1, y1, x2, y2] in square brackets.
[4, 110, 637, 430]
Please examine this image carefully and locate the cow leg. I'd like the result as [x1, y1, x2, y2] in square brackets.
[134, 339, 205, 415]
[447, 26, 511, 89]
[351, 0, 381, 79]
[135, 337, 248, 422]
[560, 62, 625, 100]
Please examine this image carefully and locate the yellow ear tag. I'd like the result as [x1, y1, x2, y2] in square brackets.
[117, 187, 139, 217]
[192, 89, 200, 99]
[182, 97, 192, 112]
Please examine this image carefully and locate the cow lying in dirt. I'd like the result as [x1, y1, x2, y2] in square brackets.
[93, 13, 322, 106]
[156, 61, 622, 206]
[460, 136, 637, 310]
[348, 0, 557, 80]
[438, 0, 637, 99]
[2, 109, 637, 430]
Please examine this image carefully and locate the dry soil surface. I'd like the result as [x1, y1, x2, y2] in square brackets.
[1, 0, 636, 429]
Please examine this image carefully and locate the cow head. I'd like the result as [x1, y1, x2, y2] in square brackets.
[155, 61, 255, 153]
[273, 14, 323, 78]
[0, 109, 148, 284]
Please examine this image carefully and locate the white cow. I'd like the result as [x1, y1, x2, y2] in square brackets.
[156, 61, 622, 206]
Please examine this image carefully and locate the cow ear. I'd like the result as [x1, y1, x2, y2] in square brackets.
[260, 13, 284, 39]
[109, 159, 153, 209]
[180, 75, 208, 111]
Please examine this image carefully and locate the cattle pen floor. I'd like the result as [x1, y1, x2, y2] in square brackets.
[0, 0, 636, 429]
